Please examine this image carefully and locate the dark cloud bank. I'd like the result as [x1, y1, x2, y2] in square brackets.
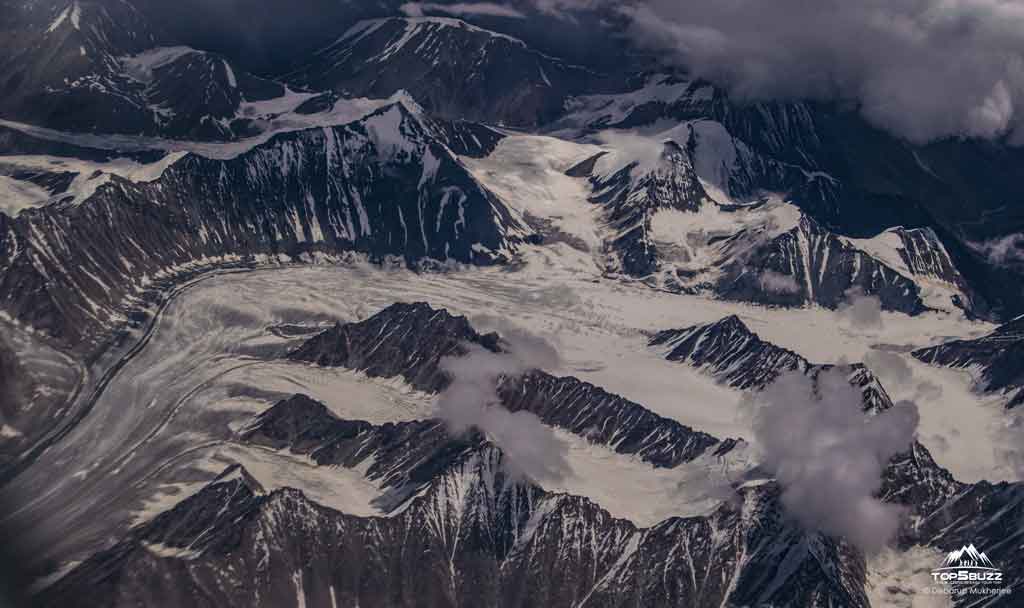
[540, 0, 1024, 144]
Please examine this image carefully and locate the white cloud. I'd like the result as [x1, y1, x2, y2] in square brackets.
[746, 369, 920, 553]
[864, 350, 914, 387]
[865, 348, 944, 401]
[759, 270, 801, 295]
[538, 0, 1024, 143]
[838, 288, 884, 330]
[971, 233, 1024, 266]
[436, 321, 569, 482]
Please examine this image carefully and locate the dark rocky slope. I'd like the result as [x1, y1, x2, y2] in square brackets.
[568, 141, 712, 277]
[39, 396, 869, 608]
[566, 73, 1018, 319]
[35, 300, 1024, 607]
[0, 0, 284, 140]
[285, 17, 613, 128]
[0, 104, 528, 351]
[913, 317, 1024, 408]
[712, 214, 927, 314]
[566, 142, 955, 315]
[290, 302, 723, 467]
[651, 315, 894, 412]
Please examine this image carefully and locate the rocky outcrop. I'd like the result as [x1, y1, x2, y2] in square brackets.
[569, 141, 713, 277]
[651, 315, 895, 412]
[0, 1, 283, 140]
[913, 317, 1024, 408]
[569, 134, 936, 314]
[713, 215, 927, 314]
[288, 301, 501, 392]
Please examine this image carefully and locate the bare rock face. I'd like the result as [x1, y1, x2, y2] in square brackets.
[568, 145, 950, 315]
[7, 7, 1024, 607]
[30, 301, 1024, 607]
[712, 215, 926, 313]
[0, 1, 283, 140]
[288, 301, 502, 392]
[38, 393, 1024, 606]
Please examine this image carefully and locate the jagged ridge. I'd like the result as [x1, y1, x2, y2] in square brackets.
[568, 141, 713, 277]
[285, 17, 612, 128]
[650, 315, 894, 412]
[0, 104, 530, 350]
[40, 393, 869, 608]
[913, 317, 1024, 408]
[0, 0, 283, 139]
[290, 301, 724, 467]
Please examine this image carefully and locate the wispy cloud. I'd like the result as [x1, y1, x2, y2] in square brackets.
[436, 319, 569, 482]
[838, 288, 884, 330]
[971, 233, 1024, 266]
[746, 368, 920, 553]
[401, 2, 527, 19]
[759, 270, 801, 295]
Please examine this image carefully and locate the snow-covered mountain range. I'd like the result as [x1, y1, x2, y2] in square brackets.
[2, 2, 1024, 607]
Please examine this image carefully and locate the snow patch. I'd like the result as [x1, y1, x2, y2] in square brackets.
[122, 46, 200, 83]
[0, 91, 409, 162]
[547, 431, 755, 526]
[560, 74, 700, 130]
[47, 2, 80, 33]
[0, 424, 23, 438]
[689, 120, 740, 197]
[69, 1, 81, 28]
[0, 175, 53, 216]
[222, 60, 237, 89]
[217, 361, 436, 425]
[11, 244, 999, 571]
[0, 152, 188, 207]
[462, 135, 604, 253]
[203, 443, 387, 517]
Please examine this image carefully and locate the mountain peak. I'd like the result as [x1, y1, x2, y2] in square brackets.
[210, 463, 266, 496]
[288, 301, 501, 392]
[652, 316, 895, 412]
[941, 543, 996, 569]
[345, 16, 530, 49]
[707, 314, 749, 333]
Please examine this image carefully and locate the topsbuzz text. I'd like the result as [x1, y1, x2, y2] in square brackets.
[924, 544, 1010, 597]
[930, 569, 1003, 583]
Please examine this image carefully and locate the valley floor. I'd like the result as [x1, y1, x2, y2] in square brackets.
[0, 243, 1007, 579]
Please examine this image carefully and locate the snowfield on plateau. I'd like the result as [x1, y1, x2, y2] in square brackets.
[1, 239, 1000, 578]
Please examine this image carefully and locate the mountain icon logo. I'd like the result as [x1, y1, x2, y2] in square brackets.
[930, 543, 1004, 586]
[938, 544, 996, 570]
